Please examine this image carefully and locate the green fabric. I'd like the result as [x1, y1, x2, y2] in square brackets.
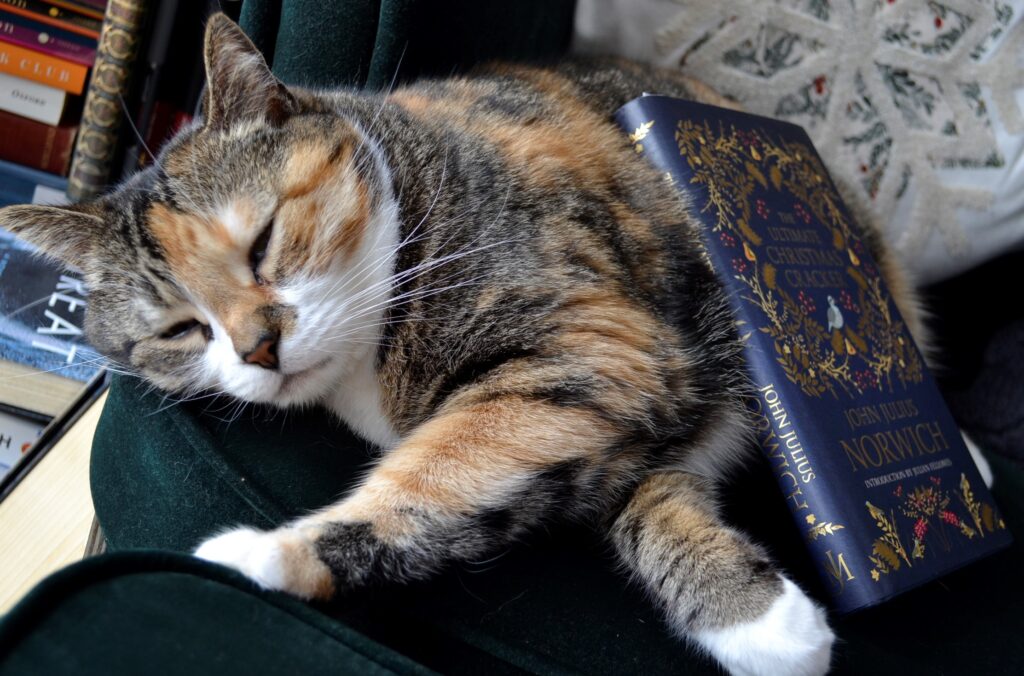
[238, 0, 576, 90]
[86, 376, 1024, 675]
[0, 552, 432, 676]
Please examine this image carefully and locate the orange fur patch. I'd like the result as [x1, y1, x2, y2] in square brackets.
[307, 396, 615, 541]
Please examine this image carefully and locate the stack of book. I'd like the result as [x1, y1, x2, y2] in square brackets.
[0, 2, 216, 490]
[0, 1, 108, 482]
[0, 0, 105, 181]
[0, 227, 103, 482]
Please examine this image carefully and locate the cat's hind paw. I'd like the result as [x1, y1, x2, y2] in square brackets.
[194, 526, 335, 600]
[692, 576, 834, 676]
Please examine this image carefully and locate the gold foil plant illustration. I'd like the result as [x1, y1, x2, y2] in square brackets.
[865, 475, 1004, 582]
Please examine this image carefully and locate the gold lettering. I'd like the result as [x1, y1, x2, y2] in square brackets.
[824, 550, 856, 592]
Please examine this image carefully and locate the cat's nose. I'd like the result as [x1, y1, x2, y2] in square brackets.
[242, 331, 279, 370]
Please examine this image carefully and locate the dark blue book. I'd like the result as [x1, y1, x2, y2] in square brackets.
[0, 158, 67, 208]
[0, 225, 99, 382]
[615, 96, 1012, 613]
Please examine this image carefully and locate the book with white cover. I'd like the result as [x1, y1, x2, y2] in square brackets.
[0, 72, 67, 125]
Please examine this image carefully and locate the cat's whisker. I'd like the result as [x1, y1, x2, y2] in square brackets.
[0, 294, 63, 323]
[118, 94, 157, 172]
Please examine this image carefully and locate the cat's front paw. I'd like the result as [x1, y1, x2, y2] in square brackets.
[692, 576, 834, 676]
[194, 526, 335, 600]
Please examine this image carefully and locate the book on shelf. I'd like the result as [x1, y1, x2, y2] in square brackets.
[40, 0, 105, 21]
[67, 0, 145, 199]
[0, 37, 89, 94]
[0, 157, 66, 206]
[0, 108, 77, 174]
[0, 10, 97, 67]
[0, 0, 102, 40]
[615, 96, 1011, 613]
[0, 70, 67, 124]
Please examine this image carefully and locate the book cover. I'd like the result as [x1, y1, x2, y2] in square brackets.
[0, 35, 88, 93]
[0, 226, 101, 384]
[0, 69, 65, 123]
[615, 96, 1012, 613]
[0, 108, 76, 174]
[0, 11, 97, 66]
[0, 0, 101, 40]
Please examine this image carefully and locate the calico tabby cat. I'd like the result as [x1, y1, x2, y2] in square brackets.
[2, 13, 987, 676]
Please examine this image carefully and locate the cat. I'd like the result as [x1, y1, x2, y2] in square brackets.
[0, 13, 991, 676]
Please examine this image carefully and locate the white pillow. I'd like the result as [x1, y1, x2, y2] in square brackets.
[574, 0, 1024, 283]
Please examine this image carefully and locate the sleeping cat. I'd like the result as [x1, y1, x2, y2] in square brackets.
[1, 13, 992, 676]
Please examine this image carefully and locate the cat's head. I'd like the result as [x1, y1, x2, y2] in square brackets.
[0, 14, 399, 406]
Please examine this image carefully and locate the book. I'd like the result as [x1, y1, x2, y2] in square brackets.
[0, 70, 65, 124]
[39, 0, 105, 21]
[0, 35, 89, 93]
[0, 406, 45, 480]
[0, 157, 67, 206]
[0, 1, 101, 40]
[0, 11, 97, 67]
[0, 108, 76, 174]
[0, 223, 102, 419]
[67, 0, 145, 200]
[615, 96, 1012, 613]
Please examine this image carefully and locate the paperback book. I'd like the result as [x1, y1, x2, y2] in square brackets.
[0, 222, 102, 418]
[615, 96, 1012, 613]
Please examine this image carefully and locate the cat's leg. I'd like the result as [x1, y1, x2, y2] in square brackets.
[195, 396, 619, 599]
[610, 470, 834, 676]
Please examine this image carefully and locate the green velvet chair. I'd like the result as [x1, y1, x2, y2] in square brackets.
[2, 2, 1023, 674]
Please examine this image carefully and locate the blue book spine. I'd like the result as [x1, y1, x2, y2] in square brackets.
[0, 158, 67, 208]
[615, 96, 1011, 613]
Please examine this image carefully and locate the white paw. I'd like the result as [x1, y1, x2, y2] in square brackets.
[692, 577, 835, 676]
[962, 431, 995, 489]
[194, 526, 334, 599]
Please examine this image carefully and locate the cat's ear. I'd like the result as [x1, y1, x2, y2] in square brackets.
[202, 13, 298, 130]
[0, 202, 105, 269]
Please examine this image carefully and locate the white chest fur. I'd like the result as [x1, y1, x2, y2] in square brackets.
[327, 351, 400, 449]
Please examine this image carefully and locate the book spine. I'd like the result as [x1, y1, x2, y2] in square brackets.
[0, 108, 76, 173]
[0, 70, 65, 124]
[67, 0, 147, 200]
[0, 157, 68, 207]
[39, 0, 105, 21]
[0, 0, 100, 39]
[0, 36, 88, 93]
[0, 14, 97, 66]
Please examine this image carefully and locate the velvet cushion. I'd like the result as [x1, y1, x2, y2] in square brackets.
[238, 0, 576, 90]
[82, 375, 1024, 675]
[0, 552, 430, 676]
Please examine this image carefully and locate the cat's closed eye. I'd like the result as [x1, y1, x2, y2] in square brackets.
[159, 319, 208, 341]
[249, 220, 274, 285]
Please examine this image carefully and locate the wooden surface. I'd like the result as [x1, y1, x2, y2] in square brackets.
[0, 392, 106, 614]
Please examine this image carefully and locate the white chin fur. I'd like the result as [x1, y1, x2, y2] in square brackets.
[691, 576, 835, 676]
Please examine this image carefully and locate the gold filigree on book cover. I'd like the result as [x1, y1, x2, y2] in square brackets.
[673, 119, 924, 400]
